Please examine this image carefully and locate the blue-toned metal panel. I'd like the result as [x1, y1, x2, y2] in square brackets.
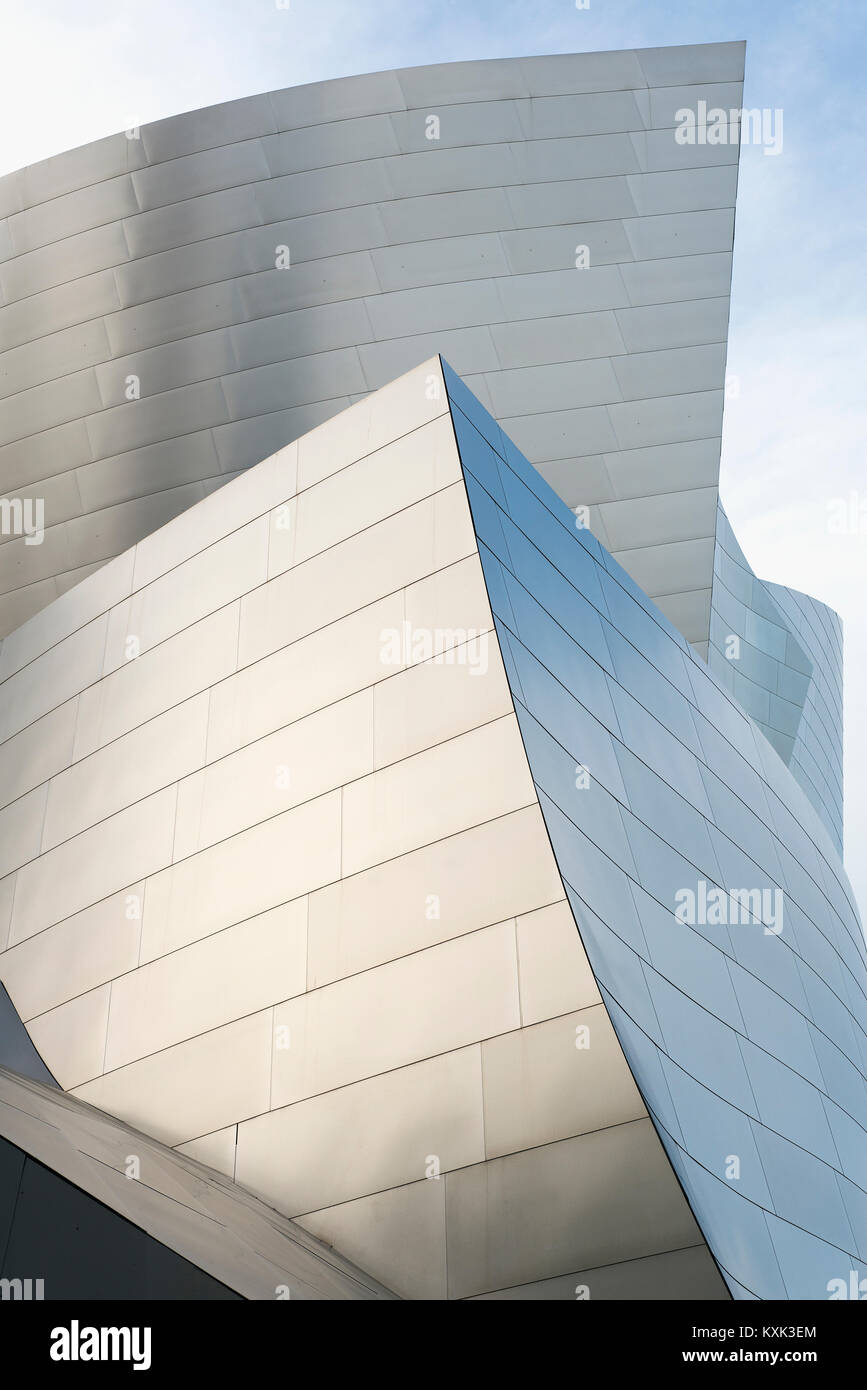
[444, 358, 867, 1300]
[708, 504, 844, 855]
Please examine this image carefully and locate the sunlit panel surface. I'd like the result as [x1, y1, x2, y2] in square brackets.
[445, 361, 867, 1300]
[0, 43, 744, 644]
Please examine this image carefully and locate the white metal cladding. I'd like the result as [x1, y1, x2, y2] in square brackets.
[0, 1065, 397, 1299]
[0, 41, 744, 644]
[0, 359, 729, 1301]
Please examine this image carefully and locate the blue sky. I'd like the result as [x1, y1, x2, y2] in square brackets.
[1, 0, 865, 896]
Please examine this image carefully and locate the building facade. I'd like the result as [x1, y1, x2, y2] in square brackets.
[0, 42, 744, 645]
[0, 44, 864, 1301]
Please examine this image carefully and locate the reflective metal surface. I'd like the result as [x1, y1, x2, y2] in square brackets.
[0, 1065, 396, 1300]
[445, 360, 867, 1300]
[0, 43, 744, 644]
[0, 358, 727, 1299]
[708, 504, 844, 854]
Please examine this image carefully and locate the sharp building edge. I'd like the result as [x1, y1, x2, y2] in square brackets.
[0, 42, 745, 646]
[0, 44, 863, 1301]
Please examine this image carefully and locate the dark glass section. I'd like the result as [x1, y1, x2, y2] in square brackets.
[0, 1133, 238, 1301]
[0, 982, 56, 1087]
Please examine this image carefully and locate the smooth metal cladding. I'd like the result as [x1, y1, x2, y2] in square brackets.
[0, 42, 743, 643]
[0, 351, 861, 1299]
[3, 40, 862, 1303]
[708, 504, 844, 855]
[0, 357, 732, 1301]
[443, 361, 867, 1301]
[0, 1065, 396, 1300]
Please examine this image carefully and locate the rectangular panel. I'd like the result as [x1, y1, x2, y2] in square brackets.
[84, 378, 231, 459]
[131, 141, 271, 212]
[206, 590, 403, 763]
[140, 789, 341, 961]
[490, 311, 626, 369]
[0, 784, 47, 879]
[516, 900, 601, 1025]
[73, 1008, 274, 1147]
[105, 898, 307, 1070]
[141, 94, 277, 163]
[8, 175, 138, 254]
[270, 70, 407, 129]
[296, 358, 448, 489]
[273, 412, 461, 577]
[28, 984, 111, 1090]
[0, 223, 128, 302]
[229, 298, 374, 372]
[19, 131, 145, 204]
[42, 692, 210, 851]
[370, 233, 509, 293]
[123, 183, 263, 259]
[358, 326, 499, 389]
[307, 804, 561, 988]
[104, 280, 246, 357]
[297, 1178, 446, 1301]
[237, 1045, 484, 1215]
[373, 639, 510, 768]
[95, 329, 238, 408]
[0, 319, 113, 399]
[10, 786, 177, 944]
[0, 699, 78, 810]
[73, 603, 239, 758]
[0, 613, 108, 743]
[482, 1005, 645, 1157]
[272, 920, 520, 1104]
[220, 347, 367, 423]
[261, 114, 399, 175]
[342, 714, 535, 877]
[365, 279, 504, 340]
[239, 484, 474, 668]
[0, 885, 142, 1020]
[174, 689, 373, 859]
[0, 369, 103, 448]
[445, 1120, 700, 1298]
[103, 516, 268, 668]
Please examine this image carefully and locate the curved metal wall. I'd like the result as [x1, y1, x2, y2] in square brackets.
[0, 358, 729, 1300]
[2, 38, 861, 1302]
[0, 41, 744, 644]
[445, 363, 867, 1300]
[0, 1065, 395, 1299]
[0, 349, 862, 1299]
[708, 504, 844, 854]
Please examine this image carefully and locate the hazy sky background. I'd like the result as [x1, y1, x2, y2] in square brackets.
[1, 0, 865, 899]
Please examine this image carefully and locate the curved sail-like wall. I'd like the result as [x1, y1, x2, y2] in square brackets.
[1, 41, 863, 1302]
[0, 358, 730, 1300]
[0, 355, 863, 1298]
[0, 1064, 395, 1299]
[445, 361, 867, 1299]
[709, 504, 844, 855]
[0, 42, 744, 644]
